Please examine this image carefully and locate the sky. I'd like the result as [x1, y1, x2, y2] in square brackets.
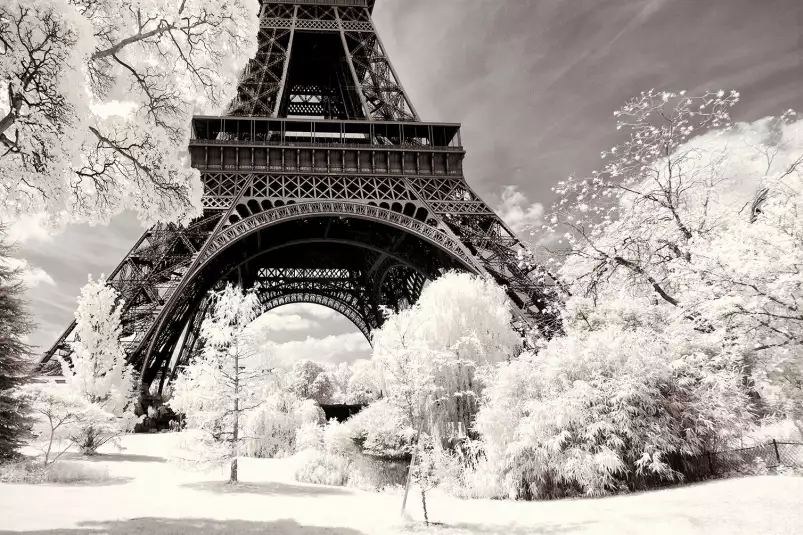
[9, 0, 803, 365]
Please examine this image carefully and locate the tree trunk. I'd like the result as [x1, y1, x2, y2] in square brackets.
[401, 417, 424, 515]
[230, 457, 238, 483]
[421, 487, 429, 526]
[230, 349, 240, 484]
[43, 419, 55, 468]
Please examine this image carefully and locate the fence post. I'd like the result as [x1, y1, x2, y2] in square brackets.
[772, 439, 781, 464]
[707, 452, 714, 475]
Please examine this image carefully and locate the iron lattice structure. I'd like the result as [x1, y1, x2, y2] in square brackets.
[40, 0, 559, 393]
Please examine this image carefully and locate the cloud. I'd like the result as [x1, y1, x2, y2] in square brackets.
[496, 185, 545, 234]
[4, 214, 54, 244]
[1, 257, 56, 288]
[248, 312, 318, 333]
[274, 303, 338, 320]
[21, 266, 56, 288]
[272, 332, 371, 366]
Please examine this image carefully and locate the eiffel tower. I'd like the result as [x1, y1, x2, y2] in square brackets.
[39, 0, 559, 393]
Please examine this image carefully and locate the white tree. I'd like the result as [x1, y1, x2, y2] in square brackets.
[168, 283, 276, 483]
[60, 274, 140, 454]
[286, 359, 333, 405]
[0, 0, 258, 226]
[371, 273, 520, 518]
[346, 359, 382, 405]
[328, 362, 352, 404]
[15, 383, 112, 467]
[490, 91, 803, 498]
[524, 91, 803, 415]
[373, 272, 520, 444]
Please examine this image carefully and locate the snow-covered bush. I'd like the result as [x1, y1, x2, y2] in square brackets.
[475, 297, 753, 498]
[345, 399, 416, 459]
[324, 419, 359, 457]
[297, 399, 326, 426]
[432, 439, 506, 500]
[242, 392, 311, 458]
[0, 459, 110, 484]
[295, 423, 324, 453]
[292, 417, 412, 491]
[56, 276, 141, 455]
[11, 381, 127, 469]
[293, 448, 351, 487]
[293, 419, 354, 487]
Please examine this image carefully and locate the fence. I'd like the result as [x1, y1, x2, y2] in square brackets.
[678, 440, 803, 481]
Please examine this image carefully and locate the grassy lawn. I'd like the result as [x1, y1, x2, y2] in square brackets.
[1, 433, 801, 535]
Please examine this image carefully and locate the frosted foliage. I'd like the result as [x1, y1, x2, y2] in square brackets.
[328, 363, 352, 404]
[346, 359, 382, 404]
[345, 399, 416, 458]
[241, 392, 321, 459]
[59, 275, 139, 452]
[534, 92, 803, 430]
[295, 422, 324, 453]
[372, 272, 520, 442]
[477, 298, 753, 498]
[0, 0, 258, 226]
[287, 360, 333, 405]
[168, 284, 272, 476]
[15, 383, 117, 465]
[497, 92, 803, 497]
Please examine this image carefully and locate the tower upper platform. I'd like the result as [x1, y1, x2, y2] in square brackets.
[262, 0, 376, 15]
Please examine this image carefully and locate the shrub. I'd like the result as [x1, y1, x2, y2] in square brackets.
[0, 460, 110, 484]
[243, 394, 325, 458]
[434, 439, 505, 500]
[44, 461, 111, 483]
[347, 453, 409, 492]
[475, 315, 754, 499]
[345, 400, 415, 459]
[293, 449, 351, 486]
[295, 423, 324, 453]
[244, 409, 299, 458]
[323, 419, 359, 457]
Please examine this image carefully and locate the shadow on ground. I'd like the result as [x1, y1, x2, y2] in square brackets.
[399, 520, 593, 534]
[62, 452, 167, 463]
[44, 476, 134, 487]
[0, 517, 366, 535]
[182, 480, 354, 497]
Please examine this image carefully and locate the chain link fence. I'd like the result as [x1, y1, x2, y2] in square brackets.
[677, 440, 803, 481]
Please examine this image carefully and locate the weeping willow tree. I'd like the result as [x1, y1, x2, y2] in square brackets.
[372, 272, 521, 446]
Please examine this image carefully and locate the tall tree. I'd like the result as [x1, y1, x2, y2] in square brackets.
[0, 228, 34, 461]
[525, 90, 803, 426]
[0, 0, 258, 226]
[60, 274, 140, 453]
[487, 92, 803, 498]
[373, 272, 520, 443]
[287, 360, 333, 405]
[168, 284, 274, 483]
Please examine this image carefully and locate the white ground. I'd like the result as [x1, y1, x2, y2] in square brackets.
[1, 433, 801, 535]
